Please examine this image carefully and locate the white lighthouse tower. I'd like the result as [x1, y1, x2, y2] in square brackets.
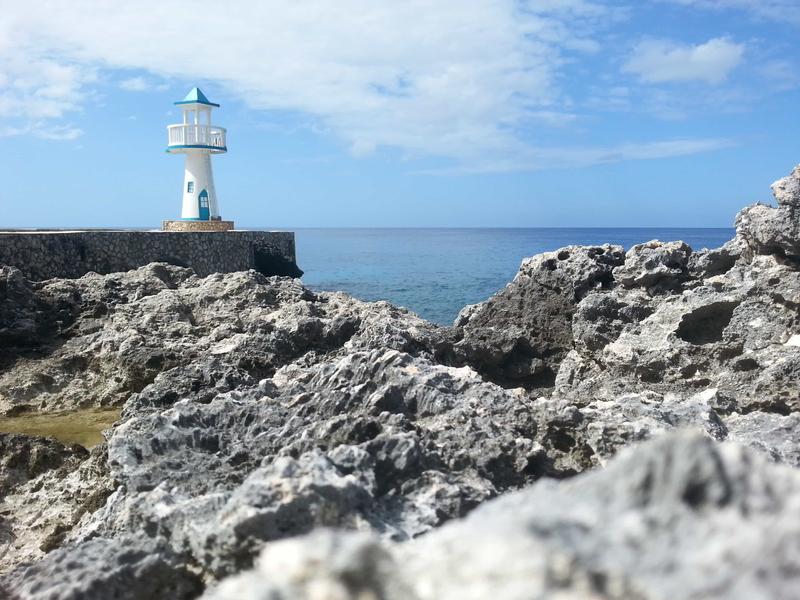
[163, 87, 234, 231]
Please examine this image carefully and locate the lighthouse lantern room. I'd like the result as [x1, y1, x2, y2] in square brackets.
[163, 87, 234, 231]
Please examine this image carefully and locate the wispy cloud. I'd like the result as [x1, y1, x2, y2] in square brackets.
[0, 122, 83, 140]
[660, 0, 800, 26]
[420, 137, 736, 174]
[31, 123, 84, 140]
[758, 59, 800, 91]
[119, 76, 167, 92]
[0, 9, 95, 140]
[624, 38, 744, 84]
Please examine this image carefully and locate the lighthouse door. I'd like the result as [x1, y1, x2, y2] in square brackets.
[198, 190, 210, 220]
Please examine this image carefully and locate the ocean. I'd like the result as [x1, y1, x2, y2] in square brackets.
[294, 228, 735, 326]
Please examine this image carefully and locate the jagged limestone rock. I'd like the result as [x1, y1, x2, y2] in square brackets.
[63, 350, 540, 579]
[771, 164, 800, 208]
[203, 530, 408, 600]
[0, 435, 111, 573]
[444, 245, 624, 389]
[0, 265, 440, 416]
[202, 433, 800, 600]
[687, 239, 741, 279]
[3, 536, 202, 600]
[613, 240, 692, 291]
[735, 164, 800, 259]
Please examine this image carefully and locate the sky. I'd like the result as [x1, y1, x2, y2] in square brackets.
[0, 0, 798, 228]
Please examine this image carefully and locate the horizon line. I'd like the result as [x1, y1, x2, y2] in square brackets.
[1, 225, 738, 231]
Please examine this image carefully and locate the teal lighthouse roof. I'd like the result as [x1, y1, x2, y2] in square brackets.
[174, 87, 220, 107]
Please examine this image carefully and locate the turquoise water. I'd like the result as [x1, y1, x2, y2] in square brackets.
[294, 228, 735, 325]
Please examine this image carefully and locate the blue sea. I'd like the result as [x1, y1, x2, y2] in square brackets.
[294, 228, 735, 326]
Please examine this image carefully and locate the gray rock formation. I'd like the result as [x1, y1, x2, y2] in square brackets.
[772, 165, 800, 206]
[203, 432, 800, 600]
[556, 248, 800, 415]
[0, 265, 439, 416]
[736, 165, 800, 259]
[442, 244, 624, 389]
[613, 239, 692, 291]
[0, 435, 111, 573]
[75, 349, 542, 578]
[0, 265, 442, 575]
[3, 536, 202, 600]
[3, 165, 800, 599]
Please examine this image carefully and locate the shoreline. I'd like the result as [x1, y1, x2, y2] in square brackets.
[1, 165, 800, 598]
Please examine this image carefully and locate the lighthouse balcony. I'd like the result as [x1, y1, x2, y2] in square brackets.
[166, 124, 227, 153]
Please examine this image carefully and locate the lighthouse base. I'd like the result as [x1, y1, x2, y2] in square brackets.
[162, 220, 235, 232]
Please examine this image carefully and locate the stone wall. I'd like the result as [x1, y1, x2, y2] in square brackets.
[0, 230, 301, 280]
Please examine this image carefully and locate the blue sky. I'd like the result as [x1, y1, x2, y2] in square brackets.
[0, 0, 798, 228]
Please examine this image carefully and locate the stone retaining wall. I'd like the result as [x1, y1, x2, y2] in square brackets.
[0, 230, 301, 280]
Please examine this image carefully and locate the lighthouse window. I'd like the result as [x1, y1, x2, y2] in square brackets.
[200, 196, 209, 207]
[187, 181, 195, 193]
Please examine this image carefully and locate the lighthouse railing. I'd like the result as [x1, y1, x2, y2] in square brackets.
[167, 124, 227, 149]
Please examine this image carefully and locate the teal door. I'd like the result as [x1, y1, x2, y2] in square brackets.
[198, 190, 210, 220]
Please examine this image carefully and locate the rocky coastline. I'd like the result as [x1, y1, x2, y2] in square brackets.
[2, 165, 800, 599]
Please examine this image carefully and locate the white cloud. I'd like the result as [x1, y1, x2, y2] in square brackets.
[422, 137, 735, 173]
[660, 0, 800, 26]
[0, 11, 93, 139]
[0, 0, 728, 169]
[32, 124, 84, 140]
[119, 76, 168, 92]
[624, 38, 744, 84]
[0, 58, 90, 138]
[120, 77, 149, 92]
[0, 122, 83, 140]
[758, 59, 800, 91]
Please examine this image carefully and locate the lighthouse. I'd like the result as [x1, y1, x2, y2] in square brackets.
[163, 87, 234, 231]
